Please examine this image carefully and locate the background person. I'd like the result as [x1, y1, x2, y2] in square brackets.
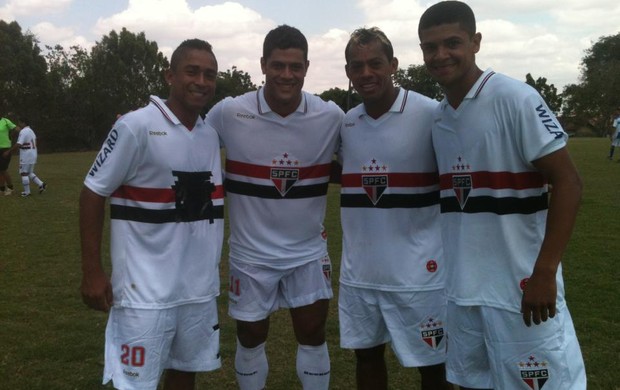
[418, 2, 586, 389]
[337, 27, 450, 390]
[609, 110, 620, 160]
[2, 117, 46, 197]
[79, 38, 224, 390]
[0, 115, 19, 195]
[206, 25, 343, 390]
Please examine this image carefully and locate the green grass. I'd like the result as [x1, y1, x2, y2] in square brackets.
[0, 137, 618, 389]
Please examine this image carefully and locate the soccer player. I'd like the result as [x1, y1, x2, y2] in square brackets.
[609, 110, 620, 160]
[337, 27, 450, 390]
[418, 2, 587, 389]
[206, 25, 343, 390]
[79, 39, 224, 390]
[0, 115, 19, 195]
[2, 117, 46, 196]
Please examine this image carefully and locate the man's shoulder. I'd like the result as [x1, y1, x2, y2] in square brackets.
[304, 91, 344, 117]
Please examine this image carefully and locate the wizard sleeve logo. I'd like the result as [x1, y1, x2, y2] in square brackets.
[270, 152, 300, 196]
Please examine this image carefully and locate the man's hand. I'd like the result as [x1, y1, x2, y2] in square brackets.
[80, 267, 113, 312]
[520, 269, 557, 327]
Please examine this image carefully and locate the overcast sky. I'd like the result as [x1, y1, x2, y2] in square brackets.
[1, 0, 619, 94]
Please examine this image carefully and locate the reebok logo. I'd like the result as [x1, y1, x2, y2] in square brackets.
[236, 113, 255, 119]
[149, 130, 167, 136]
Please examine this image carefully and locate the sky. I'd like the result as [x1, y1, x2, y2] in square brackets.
[1, 0, 619, 94]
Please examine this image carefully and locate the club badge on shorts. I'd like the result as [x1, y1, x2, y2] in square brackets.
[519, 355, 550, 390]
[420, 317, 444, 349]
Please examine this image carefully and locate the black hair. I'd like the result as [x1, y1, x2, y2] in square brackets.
[170, 39, 215, 71]
[345, 27, 394, 63]
[418, 1, 477, 37]
[263, 25, 308, 60]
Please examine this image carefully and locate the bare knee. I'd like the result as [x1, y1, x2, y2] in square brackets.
[290, 299, 329, 345]
[236, 318, 269, 348]
[354, 344, 386, 363]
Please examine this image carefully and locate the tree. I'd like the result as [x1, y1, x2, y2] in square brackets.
[80, 28, 169, 148]
[562, 33, 620, 136]
[319, 86, 362, 112]
[393, 64, 443, 101]
[525, 73, 562, 114]
[0, 20, 48, 122]
[207, 66, 257, 111]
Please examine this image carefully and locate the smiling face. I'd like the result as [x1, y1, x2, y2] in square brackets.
[345, 39, 398, 104]
[165, 48, 218, 126]
[261, 48, 309, 117]
[419, 22, 482, 100]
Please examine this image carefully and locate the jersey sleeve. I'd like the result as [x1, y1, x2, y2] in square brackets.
[16, 129, 27, 145]
[83, 122, 141, 197]
[515, 91, 567, 165]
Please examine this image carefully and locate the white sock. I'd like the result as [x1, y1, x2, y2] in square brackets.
[29, 173, 43, 187]
[21, 176, 30, 194]
[296, 343, 330, 390]
[235, 339, 268, 390]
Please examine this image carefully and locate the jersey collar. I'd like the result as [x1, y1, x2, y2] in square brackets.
[149, 95, 205, 127]
[256, 87, 308, 115]
[440, 68, 495, 110]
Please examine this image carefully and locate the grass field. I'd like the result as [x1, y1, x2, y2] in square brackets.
[0, 137, 618, 389]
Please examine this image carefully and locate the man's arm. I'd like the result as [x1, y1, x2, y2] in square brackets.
[1, 141, 21, 158]
[79, 186, 113, 312]
[521, 147, 582, 326]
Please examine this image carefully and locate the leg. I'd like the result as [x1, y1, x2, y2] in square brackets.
[235, 318, 270, 390]
[21, 172, 30, 195]
[162, 369, 196, 390]
[290, 299, 329, 345]
[609, 145, 615, 159]
[291, 299, 331, 390]
[354, 344, 387, 390]
[418, 363, 453, 390]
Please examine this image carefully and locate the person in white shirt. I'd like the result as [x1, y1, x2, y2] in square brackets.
[336, 27, 450, 390]
[207, 25, 343, 390]
[418, 2, 586, 389]
[2, 117, 46, 197]
[79, 39, 224, 390]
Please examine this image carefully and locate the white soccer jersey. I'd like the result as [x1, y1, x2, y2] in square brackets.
[339, 88, 444, 291]
[207, 88, 343, 269]
[17, 126, 37, 164]
[612, 117, 620, 147]
[84, 96, 224, 309]
[432, 69, 567, 313]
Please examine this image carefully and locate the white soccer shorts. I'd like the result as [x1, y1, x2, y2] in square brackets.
[446, 301, 587, 389]
[103, 300, 221, 390]
[339, 285, 447, 367]
[228, 256, 333, 321]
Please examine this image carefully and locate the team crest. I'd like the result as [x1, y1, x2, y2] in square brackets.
[451, 155, 472, 209]
[321, 256, 332, 280]
[519, 355, 550, 390]
[361, 158, 388, 205]
[271, 152, 300, 196]
[420, 318, 444, 349]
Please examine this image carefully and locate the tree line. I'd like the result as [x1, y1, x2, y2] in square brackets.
[1, 20, 618, 152]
